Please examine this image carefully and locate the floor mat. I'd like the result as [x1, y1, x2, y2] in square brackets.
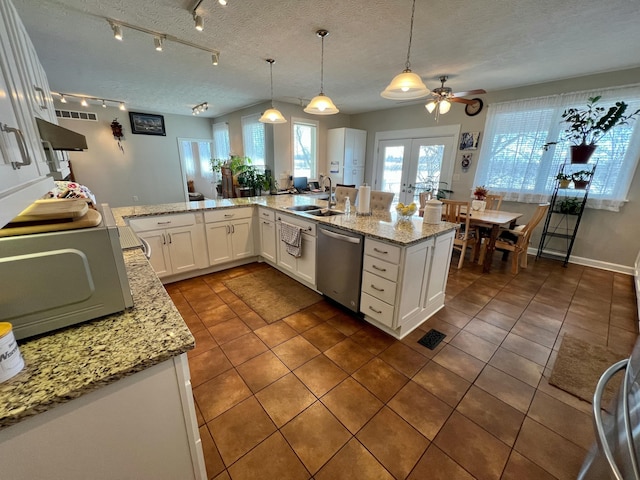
[418, 329, 446, 350]
[223, 267, 322, 323]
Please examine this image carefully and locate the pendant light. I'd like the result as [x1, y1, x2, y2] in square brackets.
[259, 59, 287, 124]
[380, 0, 430, 100]
[304, 29, 339, 115]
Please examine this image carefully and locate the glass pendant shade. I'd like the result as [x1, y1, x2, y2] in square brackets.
[381, 70, 430, 100]
[304, 93, 339, 115]
[439, 99, 451, 114]
[260, 108, 287, 124]
[425, 101, 436, 113]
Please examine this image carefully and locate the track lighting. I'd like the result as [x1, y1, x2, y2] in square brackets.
[194, 14, 203, 31]
[219, 0, 227, 5]
[304, 29, 339, 115]
[110, 22, 123, 41]
[192, 102, 209, 115]
[381, 0, 430, 100]
[105, 18, 219, 65]
[53, 92, 126, 111]
[259, 59, 287, 124]
[154, 36, 163, 51]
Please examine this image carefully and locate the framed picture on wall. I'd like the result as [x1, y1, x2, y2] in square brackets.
[460, 131, 480, 150]
[129, 112, 166, 136]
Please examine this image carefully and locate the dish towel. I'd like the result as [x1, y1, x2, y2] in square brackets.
[280, 221, 302, 258]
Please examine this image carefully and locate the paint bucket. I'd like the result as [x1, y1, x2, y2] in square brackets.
[0, 323, 25, 383]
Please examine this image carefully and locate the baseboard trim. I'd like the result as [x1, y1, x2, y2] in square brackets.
[530, 247, 634, 276]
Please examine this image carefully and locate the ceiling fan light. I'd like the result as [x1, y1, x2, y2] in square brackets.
[425, 101, 436, 113]
[381, 70, 430, 100]
[304, 93, 339, 115]
[259, 108, 287, 124]
[439, 99, 451, 114]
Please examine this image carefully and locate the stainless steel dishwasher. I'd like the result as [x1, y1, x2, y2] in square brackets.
[316, 224, 364, 312]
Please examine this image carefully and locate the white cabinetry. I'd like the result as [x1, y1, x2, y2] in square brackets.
[360, 230, 454, 338]
[258, 207, 277, 263]
[0, 0, 53, 228]
[129, 213, 207, 279]
[0, 354, 206, 480]
[275, 212, 317, 287]
[327, 127, 366, 187]
[204, 207, 255, 266]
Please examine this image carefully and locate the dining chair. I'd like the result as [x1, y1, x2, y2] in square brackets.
[478, 203, 550, 274]
[334, 186, 358, 210]
[441, 199, 478, 269]
[369, 190, 394, 212]
[418, 191, 432, 217]
[484, 194, 503, 211]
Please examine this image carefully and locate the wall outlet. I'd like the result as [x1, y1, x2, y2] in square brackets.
[132, 195, 139, 202]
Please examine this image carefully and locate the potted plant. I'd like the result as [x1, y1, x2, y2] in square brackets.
[237, 166, 267, 196]
[546, 96, 640, 164]
[555, 172, 572, 188]
[211, 156, 253, 197]
[571, 170, 593, 189]
[558, 197, 582, 215]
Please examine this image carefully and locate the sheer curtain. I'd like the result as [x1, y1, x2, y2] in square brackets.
[212, 122, 230, 160]
[474, 84, 640, 211]
[241, 114, 265, 171]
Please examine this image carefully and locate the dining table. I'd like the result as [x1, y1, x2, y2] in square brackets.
[464, 208, 524, 273]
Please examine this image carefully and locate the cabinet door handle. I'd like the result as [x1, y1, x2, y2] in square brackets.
[371, 284, 384, 292]
[1, 123, 31, 170]
[263, 221, 270, 225]
[368, 306, 383, 314]
[372, 264, 387, 272]
[168, 233, 172, 244]
[224, 213, 234, 218]
[162, 233, 166, 245]
[373, 247, 388, 254]
[226, 225, 230, 234]
[34, 86, 48, 109]
[231, 224, 235, 234]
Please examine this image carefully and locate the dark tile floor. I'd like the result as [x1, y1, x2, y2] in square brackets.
[166, 253, 638, 480]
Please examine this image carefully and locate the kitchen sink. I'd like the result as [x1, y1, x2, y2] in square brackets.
[286, 205, 321, 212]
[307, 209, 344, 217]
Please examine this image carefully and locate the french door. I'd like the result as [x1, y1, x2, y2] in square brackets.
[376, 136, 454, 206]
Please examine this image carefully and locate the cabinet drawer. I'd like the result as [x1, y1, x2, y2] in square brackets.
[363, 255, 399, 282]
[364, 238, 401, 264]
[258, 207, 274, 222]
[129, 213, 196, 232]
[360, 292, 394, 327]
[362, 271, 397, 305]
[275, 213, 316, 236]
[204, 207, 253, 223]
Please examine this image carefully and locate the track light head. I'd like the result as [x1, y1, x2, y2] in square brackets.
[80, 98, 88, 107]
[110, 22, 123, 41]
[102, 100, 107, 108]
[154, 36, 163, 51]
[212, 52, 219, 65]
[60, 94, 67, 104]
[194, 14, 203, 31]
[119, 102, 126, 111]
[219, 0, 227, 5]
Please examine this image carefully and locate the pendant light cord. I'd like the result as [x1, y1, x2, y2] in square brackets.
[320, 33, 325, 94]
[405, 0, 416, 71]
[269, 60, 275, 107]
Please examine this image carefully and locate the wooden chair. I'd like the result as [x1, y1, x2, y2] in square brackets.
[418, 191, 432, 217]
[334, 186, 358, 209]
[484, 194, 503, 211]
[370, 190, 394, 212]
[478, 203, 550, 274]
[441, 199, 478, 269]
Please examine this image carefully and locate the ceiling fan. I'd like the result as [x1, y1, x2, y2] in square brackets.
[426, 76, 486, 116]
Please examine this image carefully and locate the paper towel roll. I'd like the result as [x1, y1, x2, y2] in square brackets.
[358, 185, 371, 215]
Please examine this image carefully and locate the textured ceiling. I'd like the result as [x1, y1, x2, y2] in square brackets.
[12, 0, 640, 117]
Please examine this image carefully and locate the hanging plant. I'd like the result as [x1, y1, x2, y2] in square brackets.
[111, 118, 124, 153]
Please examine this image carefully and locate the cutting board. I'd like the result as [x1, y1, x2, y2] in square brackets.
[11, 198, 89, 222]
[0, 209, 102, 237]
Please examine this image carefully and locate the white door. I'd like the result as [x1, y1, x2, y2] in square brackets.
[376, 136, 454, 206]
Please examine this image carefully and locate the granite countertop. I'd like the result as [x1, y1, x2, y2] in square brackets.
[113, 195, 457, 246]
[0, 249, 194, 430]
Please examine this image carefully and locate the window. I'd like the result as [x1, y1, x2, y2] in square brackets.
[212, 122, 230, 160]
[241, 114, 265, 171]
[292, 118, 318, 178]
[474, 85, 640, 211]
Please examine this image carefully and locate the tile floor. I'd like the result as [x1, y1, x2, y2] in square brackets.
[166, 253, 638, 480]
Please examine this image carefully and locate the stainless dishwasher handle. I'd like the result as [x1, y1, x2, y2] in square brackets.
[321, 228, 361, 244]
[140, 237, 151, 259]
[592, 359, 629, 480]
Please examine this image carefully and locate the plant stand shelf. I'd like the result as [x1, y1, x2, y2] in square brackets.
[536, 162, 596, 266]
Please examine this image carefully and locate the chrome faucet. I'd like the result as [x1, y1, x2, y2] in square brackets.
[322, 176, 335, 209]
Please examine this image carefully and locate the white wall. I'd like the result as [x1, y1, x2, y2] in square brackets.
[351, 67, 640, 269]
[57, 103, 212, 207]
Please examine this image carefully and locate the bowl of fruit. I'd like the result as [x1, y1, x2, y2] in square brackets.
[395, 202, 417, 221]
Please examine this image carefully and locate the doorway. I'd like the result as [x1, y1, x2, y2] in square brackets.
[177, 138, 214, 201]
[373, 126, 459, 206]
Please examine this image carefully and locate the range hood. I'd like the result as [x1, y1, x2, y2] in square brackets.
[35, 118, 87, 151]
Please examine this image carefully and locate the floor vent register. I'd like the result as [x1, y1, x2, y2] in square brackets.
[418, 329, 446, 350]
